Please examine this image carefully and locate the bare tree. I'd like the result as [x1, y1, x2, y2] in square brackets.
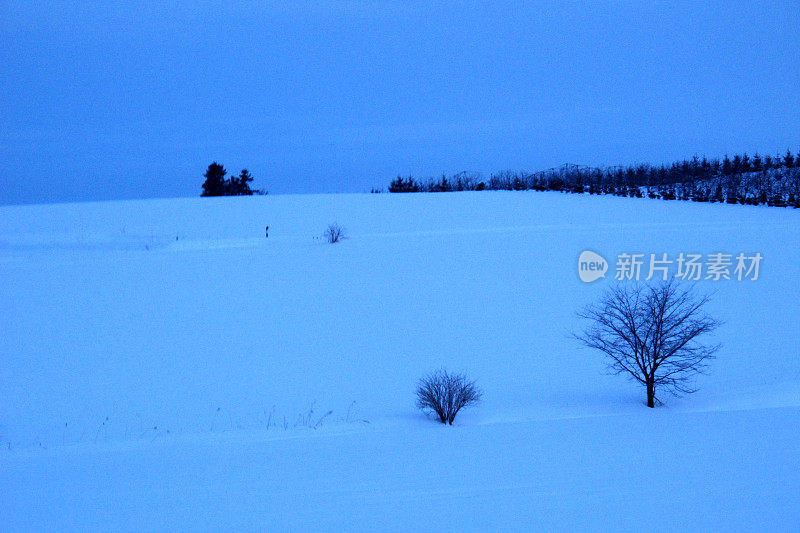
[324, 223, 346, 244]
[416, 369, 482, 424]
[575, 280, 721, 407]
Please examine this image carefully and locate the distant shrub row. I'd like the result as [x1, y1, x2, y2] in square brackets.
[383, 150, 800, 208]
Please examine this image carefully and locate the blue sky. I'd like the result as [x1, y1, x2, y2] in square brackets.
[1, 1, 798, 205]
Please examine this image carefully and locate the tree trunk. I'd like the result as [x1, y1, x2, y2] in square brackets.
[646, 380, 655, 408]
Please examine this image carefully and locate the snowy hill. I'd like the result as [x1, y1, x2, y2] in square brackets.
[2, 192, 798, 530]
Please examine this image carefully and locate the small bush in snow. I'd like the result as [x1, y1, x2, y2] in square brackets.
[416, 369, 482, 425]
[324, 223, 346, 244]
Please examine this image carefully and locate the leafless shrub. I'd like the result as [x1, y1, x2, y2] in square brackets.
[324, 223, 346, 243]
[575, 280, 721, 407]
[416, 369, 482, 425]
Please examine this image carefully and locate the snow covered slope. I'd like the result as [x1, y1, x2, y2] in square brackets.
[1, 192, 798, 530]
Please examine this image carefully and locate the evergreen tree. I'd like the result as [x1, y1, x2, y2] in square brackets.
[686, 184, 696, 200]
[784, 150, 795, 168]
[741, 153, 751, 173]
[690, 156, 700, 177]
[701, 157, 711, 177]
[752, 153, 763, 172]
[722, 155, 732, 175]
[710, 184, 724, 203]
[694, 186, 709, 202]
[732, 154, 742, 174]
[234, 169, 254, 195]
[201, 162, 227, 196]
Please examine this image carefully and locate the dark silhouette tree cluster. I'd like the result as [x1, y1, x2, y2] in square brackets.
[201, 162, 259, 196]
[386, 149, 800, 207]
[388, 176, 421, 193]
